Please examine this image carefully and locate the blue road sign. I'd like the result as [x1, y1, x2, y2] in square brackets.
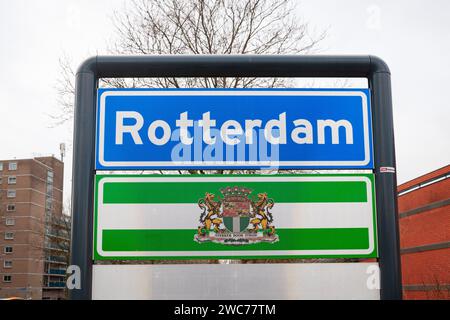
[95, 88, 373, 169]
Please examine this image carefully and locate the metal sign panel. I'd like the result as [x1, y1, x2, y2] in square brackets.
[92, 263, 380, 300]
[95, 89, 373, 170]
[94, 174, 377, 260]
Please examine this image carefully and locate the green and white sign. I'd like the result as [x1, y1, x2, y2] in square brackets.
[94, 174, 377, 260]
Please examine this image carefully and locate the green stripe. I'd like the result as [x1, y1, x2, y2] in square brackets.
[102, 228, 369, 252]
[102, 181, 367, 204]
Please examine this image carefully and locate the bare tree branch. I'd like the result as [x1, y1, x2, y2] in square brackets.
[54, 0, 326, 126]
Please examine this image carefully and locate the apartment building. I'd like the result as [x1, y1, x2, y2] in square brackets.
[0, 156, 69, 300]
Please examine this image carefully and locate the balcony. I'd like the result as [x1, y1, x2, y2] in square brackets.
[44, 282, 66, 289]
[45, 231, 70, 241]
[45, 215, 71, 227]
[45, 256, 68, 264]
[48, 268, 66, 275]
[44, 246, 69, 253]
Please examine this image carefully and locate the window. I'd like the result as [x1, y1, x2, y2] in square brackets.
[5, 218, 15, 226]
[8, 162, 17, 171]
[4, 232, 14, 240]
[4, 260, 12, 268]
[7, 176, 16, 185]
[6, 204, 16, 212]
[0, 162, 3, 170]
[3, 275, 12, 282]
[4, 246, 13, 254]
[7, 190, 16, 198]
[0, 177, 2, 184]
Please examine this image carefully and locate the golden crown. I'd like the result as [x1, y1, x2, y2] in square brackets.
[220, 186, 253, 199]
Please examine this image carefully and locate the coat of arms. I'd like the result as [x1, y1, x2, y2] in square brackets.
[194, 186, 278, 245]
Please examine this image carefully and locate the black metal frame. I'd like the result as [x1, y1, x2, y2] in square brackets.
[70, 55, 402, 300]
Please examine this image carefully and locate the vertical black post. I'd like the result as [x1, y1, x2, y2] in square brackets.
[370, 66, 403, 299]
[69, 60, 97, 300]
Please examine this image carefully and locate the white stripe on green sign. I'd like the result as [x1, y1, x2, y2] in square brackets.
[94, 174, 377, 260]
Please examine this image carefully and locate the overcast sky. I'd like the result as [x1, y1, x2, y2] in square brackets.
[0, 0, 449, 204]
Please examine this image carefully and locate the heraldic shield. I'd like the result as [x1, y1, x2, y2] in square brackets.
[194, 186, 279, 245]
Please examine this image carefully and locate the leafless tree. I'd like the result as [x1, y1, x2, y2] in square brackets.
[55, 0, 326, 124]
[54, 0, 327, 265]
[52, 56, 76, 127]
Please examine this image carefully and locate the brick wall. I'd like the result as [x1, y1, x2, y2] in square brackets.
[398, 165, 450, 300]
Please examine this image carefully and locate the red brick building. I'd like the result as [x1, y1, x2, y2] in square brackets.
[398, 165, 450, 299]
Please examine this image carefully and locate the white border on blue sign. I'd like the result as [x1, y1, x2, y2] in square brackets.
[96, 90, 372, 168]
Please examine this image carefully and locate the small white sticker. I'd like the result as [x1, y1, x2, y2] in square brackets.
[380, 166, 396, 173]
